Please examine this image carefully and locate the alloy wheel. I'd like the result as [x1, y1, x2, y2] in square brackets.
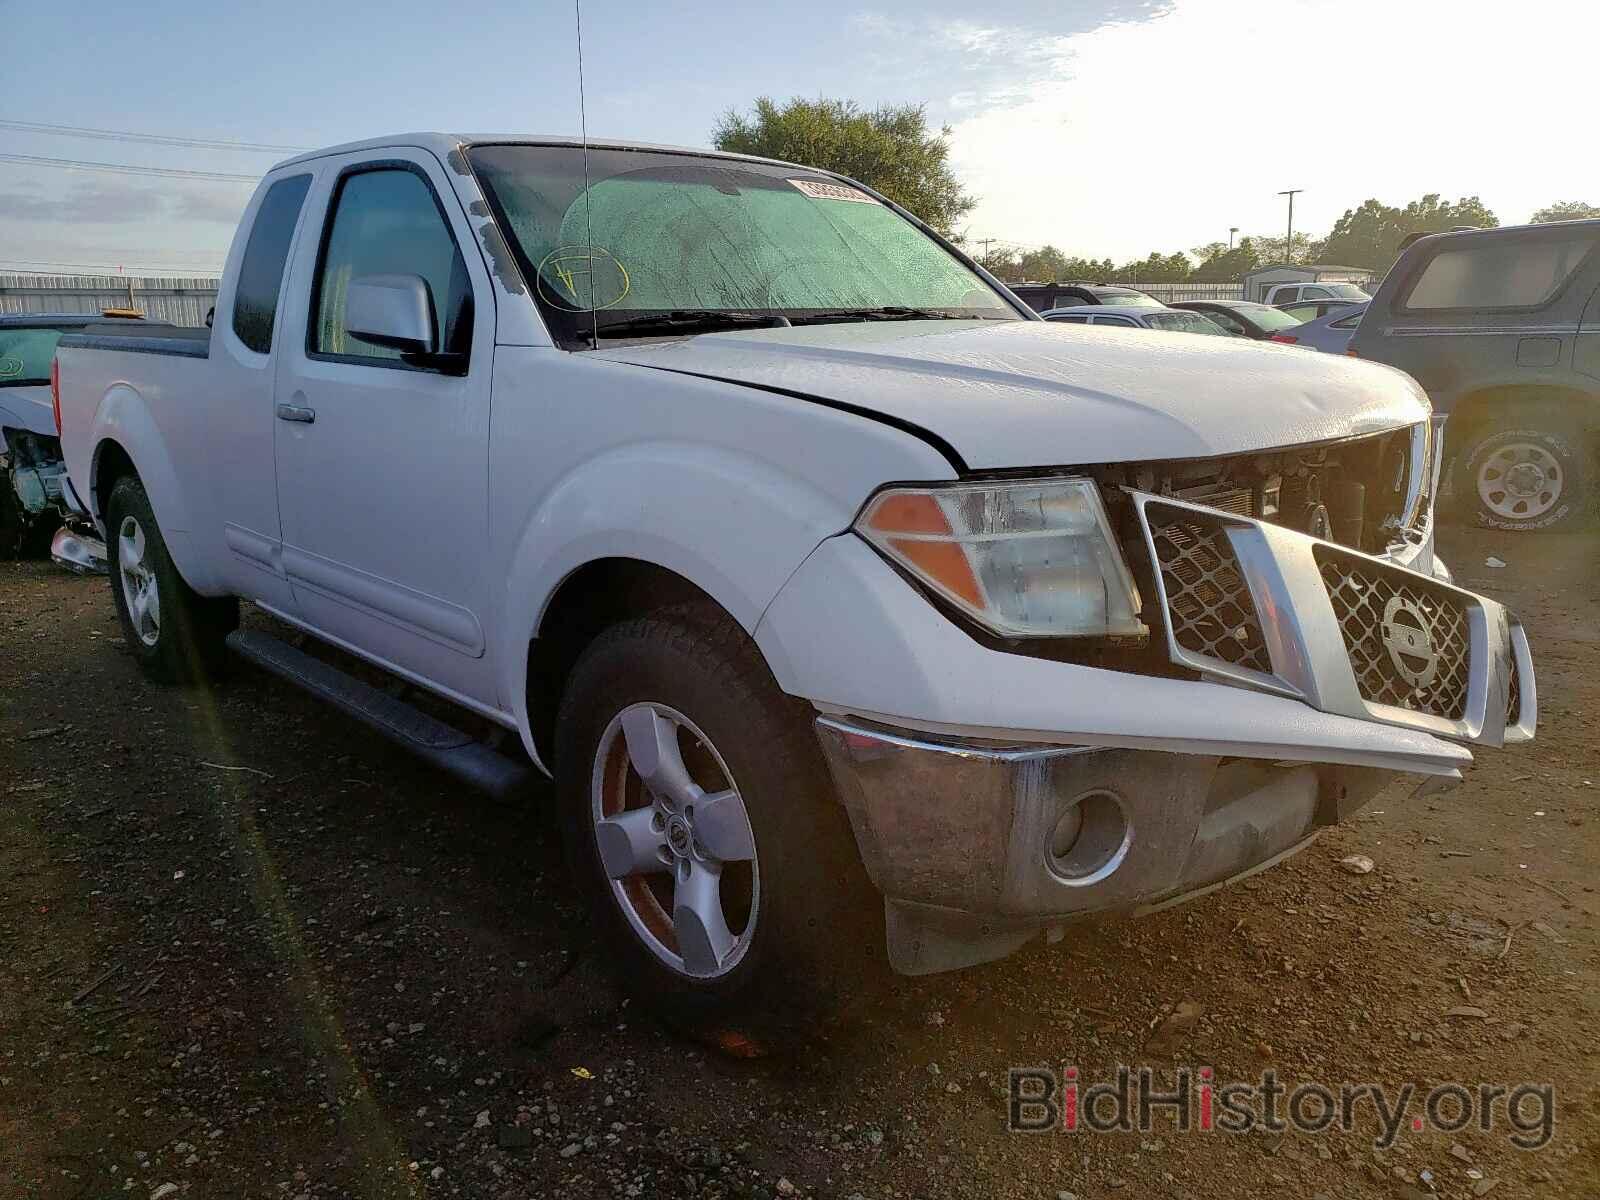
[117, 515, 161, 647]
[590, 702, 759, 980]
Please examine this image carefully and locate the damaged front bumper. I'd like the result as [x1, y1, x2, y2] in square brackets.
[50, 523, 108, 574]
[769, 489, 1536, 976]
[816, 718, 1395, 974]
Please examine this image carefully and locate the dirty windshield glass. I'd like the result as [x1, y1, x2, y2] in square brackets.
[467, 145, 1016, 346]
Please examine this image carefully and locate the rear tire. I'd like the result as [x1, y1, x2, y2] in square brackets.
[554, 604, 880, 1034]
[106, 476, 237, 682]
[1457, 420, 1590, 531]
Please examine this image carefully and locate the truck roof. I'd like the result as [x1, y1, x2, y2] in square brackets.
[272, 132, 812, 175]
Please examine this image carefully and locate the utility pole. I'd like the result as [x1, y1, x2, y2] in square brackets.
[1277, 190, 1302, 263]
[978, 238, 995, 270]
[1228, 226, 1239, 250]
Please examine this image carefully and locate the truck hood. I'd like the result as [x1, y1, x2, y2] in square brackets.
[593, 320, 1429, 469]
[0, 384, 58, 440]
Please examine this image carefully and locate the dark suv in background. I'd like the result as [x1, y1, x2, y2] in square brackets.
[1351, 221, 1600, 531]
[1008, 281, 1161, 312]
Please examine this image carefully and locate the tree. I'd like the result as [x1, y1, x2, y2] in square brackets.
[712, 98, 975, 235]
[1321, 194, 1499, 273]
[1114, 251, 1192, 282]
[1252, 230, 1322, 264]
[1191, 236, 1263, 282]
[1530, 200, 1600, 224]
[1018, 245, 1071, 282]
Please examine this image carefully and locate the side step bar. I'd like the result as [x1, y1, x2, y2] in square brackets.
[226, 629, 535, 800]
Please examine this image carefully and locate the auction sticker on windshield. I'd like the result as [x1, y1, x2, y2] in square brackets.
[788, 178, 878, 204]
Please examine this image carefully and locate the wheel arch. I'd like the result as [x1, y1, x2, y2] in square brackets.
[1448, 382, 1599, 448]
[523, 557, 741, 773]
[86, 385, 222, 592]
[494, 439, 873, 773]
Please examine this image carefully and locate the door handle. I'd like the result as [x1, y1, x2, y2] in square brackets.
[276, 403, 316, 424]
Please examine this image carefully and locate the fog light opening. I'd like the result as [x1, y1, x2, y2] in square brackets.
[1047, 790, 1132, 885]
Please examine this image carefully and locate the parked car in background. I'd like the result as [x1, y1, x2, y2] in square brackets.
[1009, 281, 1162, 312]
[1276, 297, 1366, 323]
[1264, 281, 1369, 306]
[1269, 302, 1368, 354]
[1169, 300, 1307, 340]
[1043, 304, 1231, 335]
[1350, 220, 1600, 531]
[0, 312, 130, 564]
[54, 133, 1531, 1021]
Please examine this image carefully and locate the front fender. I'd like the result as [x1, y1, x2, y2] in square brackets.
[496, 439, 861, 760]
[90, 385, 220, 592]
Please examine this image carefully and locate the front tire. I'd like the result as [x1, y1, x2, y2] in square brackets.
[554, 605, 878, 1031]
[106, 476, 237, 682]
[1457, 420, 1590, 531]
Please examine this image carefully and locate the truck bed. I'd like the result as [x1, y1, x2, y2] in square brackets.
[56, 322, 211, 359]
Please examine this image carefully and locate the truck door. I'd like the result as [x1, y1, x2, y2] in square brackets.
[205, 170, 313, 612]
[271, 152, 497, 705]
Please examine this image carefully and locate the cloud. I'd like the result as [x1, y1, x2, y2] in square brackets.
[859, 0, 1600, 260]
[173, 189, 250, 225]
[0, 180, 245, 226]
[0, 182, 170, 224]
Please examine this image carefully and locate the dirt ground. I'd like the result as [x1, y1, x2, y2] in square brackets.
[2, 523, 1596, 1200]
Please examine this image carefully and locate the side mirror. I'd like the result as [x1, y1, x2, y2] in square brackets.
[345, 274, 437, 356]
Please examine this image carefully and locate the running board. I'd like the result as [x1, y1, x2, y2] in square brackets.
[225, 629, 534, 800]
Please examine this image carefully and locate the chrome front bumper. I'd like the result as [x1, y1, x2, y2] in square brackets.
[50, 524, 108, 575]
[816, 715, 1396, 975]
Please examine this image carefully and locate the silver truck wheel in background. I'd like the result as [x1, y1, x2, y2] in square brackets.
[591, 701, 759, 981]
[117, 515, 162, 646]
[1476, 440, 1562, 522]
[1459, 422, 1590, 532]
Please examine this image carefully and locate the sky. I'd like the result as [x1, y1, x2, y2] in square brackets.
[3, 0, 1598, 276]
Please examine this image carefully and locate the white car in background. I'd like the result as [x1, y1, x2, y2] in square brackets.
[1043, 303, 1232, 335]
[1264, 281, 1370, 306]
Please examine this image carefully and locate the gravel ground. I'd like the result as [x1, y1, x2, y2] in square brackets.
[2, 523, 1596, 1200]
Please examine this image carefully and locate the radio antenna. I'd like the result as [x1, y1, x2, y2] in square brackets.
[574, 0, 599, 350]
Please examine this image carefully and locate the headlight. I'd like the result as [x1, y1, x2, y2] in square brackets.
[855, 478, 1146, 639]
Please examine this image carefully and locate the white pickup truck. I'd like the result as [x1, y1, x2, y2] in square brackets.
[54, 133, 1535, 1018]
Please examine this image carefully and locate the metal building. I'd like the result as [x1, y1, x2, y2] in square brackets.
[0, 274, 220, 327]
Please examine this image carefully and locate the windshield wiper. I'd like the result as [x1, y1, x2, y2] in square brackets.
[795, 306, 973, 325]
[593, 310, 793, 338]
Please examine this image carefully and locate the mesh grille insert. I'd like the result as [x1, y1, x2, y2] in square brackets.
[1316, 549, 1470, 720]
[1146, 504, 1271, 674]
[1506, 654, 1521, 726]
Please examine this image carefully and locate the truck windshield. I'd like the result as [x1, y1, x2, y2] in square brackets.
[467, 144, 1017, 346]
[0, 326, 71, 387]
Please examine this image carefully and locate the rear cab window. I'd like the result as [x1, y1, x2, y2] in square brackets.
[1400, 226, 1598, 312]
[232, 174, 313, 353]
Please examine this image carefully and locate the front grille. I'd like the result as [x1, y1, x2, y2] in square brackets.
[1506, 655, 1522, 726]
[1316, 548, 1470, 720]
[1146, 504, 1271, 674]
